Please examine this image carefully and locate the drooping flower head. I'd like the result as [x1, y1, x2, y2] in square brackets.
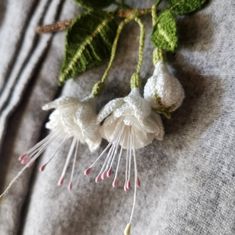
[1, 96, 101, 197]
[84, 88, 164, 231]
[144, 60, 185, 115]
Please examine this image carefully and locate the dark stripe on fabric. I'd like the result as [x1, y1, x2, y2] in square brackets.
[0, 0, 51, 112]
[0, 0, 41, 95]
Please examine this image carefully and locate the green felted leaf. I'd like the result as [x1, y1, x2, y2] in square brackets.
[151, 10, 178, 52]
[60, 12, 117, 83]
[75, 0, 114, 9]
[170, 0, 208, 15]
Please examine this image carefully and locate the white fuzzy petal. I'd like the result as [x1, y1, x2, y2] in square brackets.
[124, 88, 151, 118]
[42, 96, 80, 110]
[97, 98, 124, 123]
[44, 97, 101, 150]
[131, 127, 154, 149]
[100, 89, 165, 150]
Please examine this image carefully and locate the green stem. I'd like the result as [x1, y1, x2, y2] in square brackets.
[91, 17, 133, 97]
[151, 4, 164, 64]
[151, 4, 158, 26]
[101, 18, 131, 83]
[91, 16, 145, 96]
[130, 17, 145, 89]
[153, 48, 164, 64]
[134, 17, 145, 76]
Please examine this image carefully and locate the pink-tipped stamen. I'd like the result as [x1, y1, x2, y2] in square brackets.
[38, 137, 67, 173]
[101, 171, 107, 180]
[86, 142, 112, 170]
[112, 146, 123, 189]
[22, 131, 59, 165]
[18, 154, 27, 162]
[112, 179, 118, 188]
[57, 177, 64, 186]
[39, 164, 47, 172]
[19, 155, 30, 165]
[0, 149, 44, 199]
[137, 178, 141, 188]
[106, 168, 112, 178]
[95, 175, 101, 183]
[68, 182, 73, 191]
[18, 134, 59, 167]
[68, 140, 79, 192]
[95, 144, 115, 183]
[84, 167, 92, 176]
[126, 180, 131, 190]
[101, 143, 117, 178]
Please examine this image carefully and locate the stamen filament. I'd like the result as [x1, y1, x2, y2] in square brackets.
[112, 146, 123, 188]
[86, 142, 112, 171]
[58, 138, 76, 186]
[105, 125, 125, 179]
[0, 148, 44, 198]
[127, 129, 132, 190]
[25, 131, 59, 158]
[102, 143, 117, 179]
[129, 129, 138, 224]
[124, 130, 131, 191]
[39, 137, 67, 172]
[97, 144, 115, 182]
[68, 140, 79, 191]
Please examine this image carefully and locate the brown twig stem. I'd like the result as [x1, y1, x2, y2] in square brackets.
[36, 8, 151, 34]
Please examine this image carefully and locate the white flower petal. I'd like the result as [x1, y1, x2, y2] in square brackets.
[113, 103, 132, 118]
[97, 98, 124, 123]
[101, 116, 121, 143]
[131, 128, 154, 149]
[124, 88, 151, 118]
[42, 97, 80, 110]
[44, 96, 101, 151]
[99, 87, 165, 151]
[86, 136, 102, 152]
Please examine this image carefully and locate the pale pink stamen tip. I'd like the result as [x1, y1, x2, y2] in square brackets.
[137, 178, 141, 188]
[68, 182, 72, 191]
[57, 177, 64, 187]
[19, 155, 30, 165]
[84, 168, 92, 176]
[101, 172, 106, 180]
[106, 168, 112, 178]
[126, 181, 131, 190]
[112, 179, 118, 188]
[124, 185, 128, 192]
[39, 164, 46, 172]
[18, 154, 27, 161]
[95, 175, 101, 183]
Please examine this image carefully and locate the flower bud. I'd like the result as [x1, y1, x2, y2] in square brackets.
[144, 61, 185, 113]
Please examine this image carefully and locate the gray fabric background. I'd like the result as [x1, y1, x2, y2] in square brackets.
[0, 0, 234, 235]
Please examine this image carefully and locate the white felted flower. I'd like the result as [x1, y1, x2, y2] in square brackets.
[97, 88, 164, 149]
[84, 89, 164, 233]
[84, 88, 164, 187]
[0, 97, 101, 196]
[43, 96, 101, 152]
[144, 61, 185, 112]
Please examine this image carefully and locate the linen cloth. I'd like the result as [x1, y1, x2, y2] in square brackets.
[0, 0, 234, 235]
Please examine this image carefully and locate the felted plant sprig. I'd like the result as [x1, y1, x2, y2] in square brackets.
[1, 0, 209, 235]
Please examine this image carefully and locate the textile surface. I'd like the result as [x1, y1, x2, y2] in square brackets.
[0, 0, 234, 235]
